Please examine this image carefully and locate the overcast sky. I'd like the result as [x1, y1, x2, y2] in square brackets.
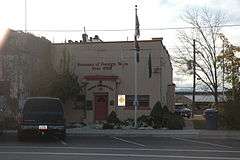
[0, 0, 240, 89]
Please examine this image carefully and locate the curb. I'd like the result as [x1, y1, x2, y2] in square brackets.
[4, 129, 240, 139]
[66, 129, 200, 138]
[66, 129, 240, 139]
[66, 133, 200, 138]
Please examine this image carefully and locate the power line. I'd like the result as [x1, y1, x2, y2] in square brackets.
[24, 24, 240, 32]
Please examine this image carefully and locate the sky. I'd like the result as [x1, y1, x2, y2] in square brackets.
[0, 0, 240, 89]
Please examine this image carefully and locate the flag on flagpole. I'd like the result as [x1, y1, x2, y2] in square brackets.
[135, 9, 140, 37]
[148, 53, 152, 78]
[135, 36, 140, 62]
[135, 5, 140, 63]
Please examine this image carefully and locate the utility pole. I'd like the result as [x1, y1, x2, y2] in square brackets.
[192, 39, 196, 117]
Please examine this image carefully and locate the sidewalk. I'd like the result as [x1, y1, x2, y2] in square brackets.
[67, 126, 240, 139]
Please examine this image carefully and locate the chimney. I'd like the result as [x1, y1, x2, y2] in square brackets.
[82, 26, 88, 43]
[82, 33, 88, 43]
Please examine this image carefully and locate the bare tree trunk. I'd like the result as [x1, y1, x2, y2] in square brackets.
[214, 51, 218, 106]
[214, 85, 218, 106]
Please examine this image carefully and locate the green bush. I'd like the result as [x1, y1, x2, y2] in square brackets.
[107, 111, 120, 124]
[167, 113, 185, 130]
[102, 123, 114, 129]
[122, 118, 134, 127]
[162, 105, 170, 128]
[218, 102, 240, 130]
[150, 101, 163, 129]
[137, 115, 153, 127]
[104, 111, 122, 129]
[149, 102, 185, 129]
[192, 119, 206, 129]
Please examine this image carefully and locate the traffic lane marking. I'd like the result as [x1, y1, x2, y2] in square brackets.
[112, 136, 146, 147]
[0, 151, 240, 160]
[173, 137, 233, 149]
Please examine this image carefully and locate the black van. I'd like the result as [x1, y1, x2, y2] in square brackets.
[17, 97, 66, 140]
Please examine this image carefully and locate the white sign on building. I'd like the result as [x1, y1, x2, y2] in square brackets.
[118, 95, 126, 106]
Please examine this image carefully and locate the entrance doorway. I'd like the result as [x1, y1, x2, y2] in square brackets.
[94, 94, 108, 121]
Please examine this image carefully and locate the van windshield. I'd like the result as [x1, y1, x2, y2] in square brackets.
[23, 99, 63, 113]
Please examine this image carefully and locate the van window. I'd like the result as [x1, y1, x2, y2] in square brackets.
[23, 99, 63, 113]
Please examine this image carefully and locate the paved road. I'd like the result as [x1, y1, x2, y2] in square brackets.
[1, 132, 240, 160]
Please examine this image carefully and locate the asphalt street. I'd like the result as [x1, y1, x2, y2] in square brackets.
[1, 132, 240, 160]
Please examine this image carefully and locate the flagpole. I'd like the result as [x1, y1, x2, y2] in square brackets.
[134, 46, 138, 128]
[134, 5, 139, 128]
[25, 0, 27, 32]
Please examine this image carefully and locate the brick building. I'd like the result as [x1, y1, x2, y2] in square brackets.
[51, 35, 174, 123]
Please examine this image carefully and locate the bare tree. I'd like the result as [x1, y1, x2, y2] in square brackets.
[174, 7, 226, 105]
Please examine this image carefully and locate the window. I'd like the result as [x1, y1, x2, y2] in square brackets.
[125, 95, 150, 110]
[23, 99, 63, 113]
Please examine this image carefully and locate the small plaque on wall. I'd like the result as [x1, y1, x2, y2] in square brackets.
[118, 95, 126, 107]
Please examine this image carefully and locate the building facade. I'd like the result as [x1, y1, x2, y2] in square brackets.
[51, 37, 174, 123]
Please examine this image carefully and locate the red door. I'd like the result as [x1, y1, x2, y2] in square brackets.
[95, 95, 108, 121]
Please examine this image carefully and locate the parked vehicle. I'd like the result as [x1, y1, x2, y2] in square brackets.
[174, 103, 192, 118]
[17, 97, 66, 141]
[203, 108, 218, 117]
[181, 108, 192, 118]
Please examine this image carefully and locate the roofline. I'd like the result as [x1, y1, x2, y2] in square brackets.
[52, 39, 163, 45]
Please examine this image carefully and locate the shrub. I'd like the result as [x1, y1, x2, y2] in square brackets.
[107, 111, 120, 124]
[102, 123, 114, 129]
[192, 119, 206, 129]
[104, 111, 122, 129]
[150, 101, 163, 129]
[167, 113, 185, 130]
[162, 105, 170, 128]
[218, 101, 240, 130]
[137, 115, 153, 127]
[122, 118, 134, 127]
